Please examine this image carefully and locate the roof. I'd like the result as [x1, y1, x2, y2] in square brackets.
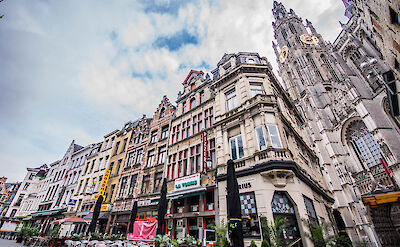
[182, 70, 204, 85]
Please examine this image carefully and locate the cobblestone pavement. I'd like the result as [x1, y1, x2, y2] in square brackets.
[0, 239, 23, 246]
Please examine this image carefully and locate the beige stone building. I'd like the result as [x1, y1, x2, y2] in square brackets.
[211, 52, 333, 247]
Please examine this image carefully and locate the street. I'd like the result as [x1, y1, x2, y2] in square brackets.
[0, 239, 23, 247]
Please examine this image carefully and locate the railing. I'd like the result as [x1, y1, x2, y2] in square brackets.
[255, 148, 292, 161]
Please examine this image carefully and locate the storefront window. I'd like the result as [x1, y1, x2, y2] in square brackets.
[174, 198, 185, 213]
[239, 192, 260, 238]
[204, 217, 216, 245]
[271, 192, 301, 246]
[205, 190, 215, 211]
[188, 218, 199, 239]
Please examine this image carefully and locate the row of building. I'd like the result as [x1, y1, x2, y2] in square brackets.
[1, 1, 400, 246]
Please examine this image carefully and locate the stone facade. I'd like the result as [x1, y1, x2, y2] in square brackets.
[211, 51, 332, 247]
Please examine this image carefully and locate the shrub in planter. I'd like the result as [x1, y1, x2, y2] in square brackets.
[250, 240, 257, 247]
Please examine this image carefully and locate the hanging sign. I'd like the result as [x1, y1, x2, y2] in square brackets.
[202, 131, 208, 170]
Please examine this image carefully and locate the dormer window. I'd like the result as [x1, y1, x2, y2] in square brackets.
[247, 58, 256, 64]
[200, 91, 205, 104]
[223, 62, 231, 71]
[190, 98, 196, 109]
[191, 83, 196, 91]
[159, 107, 165, 118]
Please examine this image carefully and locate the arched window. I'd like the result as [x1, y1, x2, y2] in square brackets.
[271, 192, 301, 245]
[190, 98, 196, 109]
[306, 54, 323, 81]
[289, 23, 296, 34]
[346, 120, 383, 168]
[281, 29, 287, 40]
[321, 54, 340, 81]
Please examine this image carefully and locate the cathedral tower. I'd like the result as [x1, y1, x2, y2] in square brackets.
[271, 1, 385, 245]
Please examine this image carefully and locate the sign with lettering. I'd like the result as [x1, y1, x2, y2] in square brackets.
[238, 178, 255, 190]
[174, 173, 200, 191]
[202, 131, 208, 170]
[94, 169, 110, 200]
[90, 203, 110, 212]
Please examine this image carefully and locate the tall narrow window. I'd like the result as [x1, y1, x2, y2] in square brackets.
[159, 107, 165, 118]
[113, 141, 120, 155]
[183, 103, 187, 113]
[141, 175, 151, 194]
[321, 54, 340, 81]
[190, 98, 196, 109]
[127, 152, 134, 167]
[303, 196, 318, 225]
[147, 150, 155, 167]
[267, 125, 283, 148]
[250, 83, 265, 97]
[200, 91, 205, 104]
[128, 174, 137, 196]
[158, 146, 167, 164]
[229, 135, 244, 160]
[161, 125, 169, 140]
[135, 149, 143, 164]
[153, 172, 163, 193]
[226, 90, 237, 111]
[119, 176, 128, 198]
[255, 126, 267, 150]
[150, 131, 157, 143]
[289, 23, 296, 34]
[306, 54, 323, 81]
[120, 138, 128, 153]
[191, 83, 196, 91]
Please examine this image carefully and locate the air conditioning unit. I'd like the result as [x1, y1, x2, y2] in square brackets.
[191, 205, 199, 212]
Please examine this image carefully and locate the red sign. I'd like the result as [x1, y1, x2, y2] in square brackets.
[127, 221, 157, 242]
[202, 131, 208, 170]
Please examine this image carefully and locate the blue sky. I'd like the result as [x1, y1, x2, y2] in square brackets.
[0, 0, 347, 182]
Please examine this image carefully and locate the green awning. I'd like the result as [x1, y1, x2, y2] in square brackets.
[22, 216, 32, 221]
[31, 209, 64, 217]
[181, 191, 205, 199]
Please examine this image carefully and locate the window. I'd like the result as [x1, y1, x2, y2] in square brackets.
[205, 190, 215, 211]
[267, 125, 283, 148]
[23, 183, 30, 190]
[346, 120, 383, 168]
[209, 139, 216, 169]
[161, 125, 169, 140]
[128, 174, 137, 196]
[142, 175, 151, 194]
[240, 192, 260, 237]
[306, 54, 323, 81]
[281, 29, 287, 40]
[147, 150, 155, 167]
[127, 152, 134, 167]
[255, 126, 267, 150]
[190, 83, 196, 91]
[226, 90, 237, 111]
[110, 137, 115, 148]
[289, 23, 296, 34]
[115, 159, 122, 176]
[159, 107, 165, 118]
[150, 131, 157, 143]
[229, 135, 244, 160]
[135, 149, 143, 164]
[192, 116, 198, 135]
[190, 98, 196, 109]
[303, 196, 318, 225]
[109, 162, 114, 172]
[200, 91, 205, 104]
[183, 103, 187, 113]
[153, 172, 163, 192]
[158, 146, 167, 164]
[389, 6, 400, 25]
[198, 113, 203, 132]
[119, 176, 128, 198]
[250, 83, 265, 97]
[120, 138, 128, 153]
[113, 141, 120, 155]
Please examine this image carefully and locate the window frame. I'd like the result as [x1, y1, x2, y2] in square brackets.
[229, 134, 244, 160]
[226, 89, 237, 111]
[267, 125, 283, 148]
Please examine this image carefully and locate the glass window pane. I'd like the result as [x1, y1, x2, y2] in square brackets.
[256, 127, 266, 150]
[237, 136, 244, 159]
[230, 138, 237, 160]
[268, 125, 282, 148]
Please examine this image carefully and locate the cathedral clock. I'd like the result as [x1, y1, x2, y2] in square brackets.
[279, 46, 289, 63]
[300, 34, 319, 45]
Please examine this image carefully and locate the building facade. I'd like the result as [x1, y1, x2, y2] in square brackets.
[211, 51, 333, 247]
[165, 70, 217, 244]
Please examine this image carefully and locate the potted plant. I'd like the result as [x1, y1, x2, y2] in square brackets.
[49, 226, 62, 247]
[154, 234, 172, 247]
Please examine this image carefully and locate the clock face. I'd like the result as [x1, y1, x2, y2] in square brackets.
[279, 46, 289, 63]
[300, 34, 319, 45]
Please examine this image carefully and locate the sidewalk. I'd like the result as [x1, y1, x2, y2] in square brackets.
[0, 239, 23, 246]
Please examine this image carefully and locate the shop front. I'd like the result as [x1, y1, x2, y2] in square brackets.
[166, 173, 217, 245]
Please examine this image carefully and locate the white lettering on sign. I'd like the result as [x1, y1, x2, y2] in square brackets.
[174, 173, 200, 191]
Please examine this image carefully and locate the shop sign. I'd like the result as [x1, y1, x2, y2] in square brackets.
[138, 199, 158, 207]
[174, 173, 200, 191]
[202, 131, 208, 170]
[94, 169, 110, 200]
[238, 177, 255, 190]
[90, 203, 110, 212]
[67, 199, 77, 206]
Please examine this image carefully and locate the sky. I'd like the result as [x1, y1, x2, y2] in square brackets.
[0, 0, 347, 182]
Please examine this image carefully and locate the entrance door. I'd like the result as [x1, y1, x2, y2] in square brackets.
[271, 191, 302, 247]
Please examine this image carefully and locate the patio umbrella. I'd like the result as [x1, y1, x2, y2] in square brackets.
[87, 195, 103, 234]
[128, 200, 138, 233]
[51, 217, 91, 225]
[226, 159, 244, 247]
[156, 178, 167, 236]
